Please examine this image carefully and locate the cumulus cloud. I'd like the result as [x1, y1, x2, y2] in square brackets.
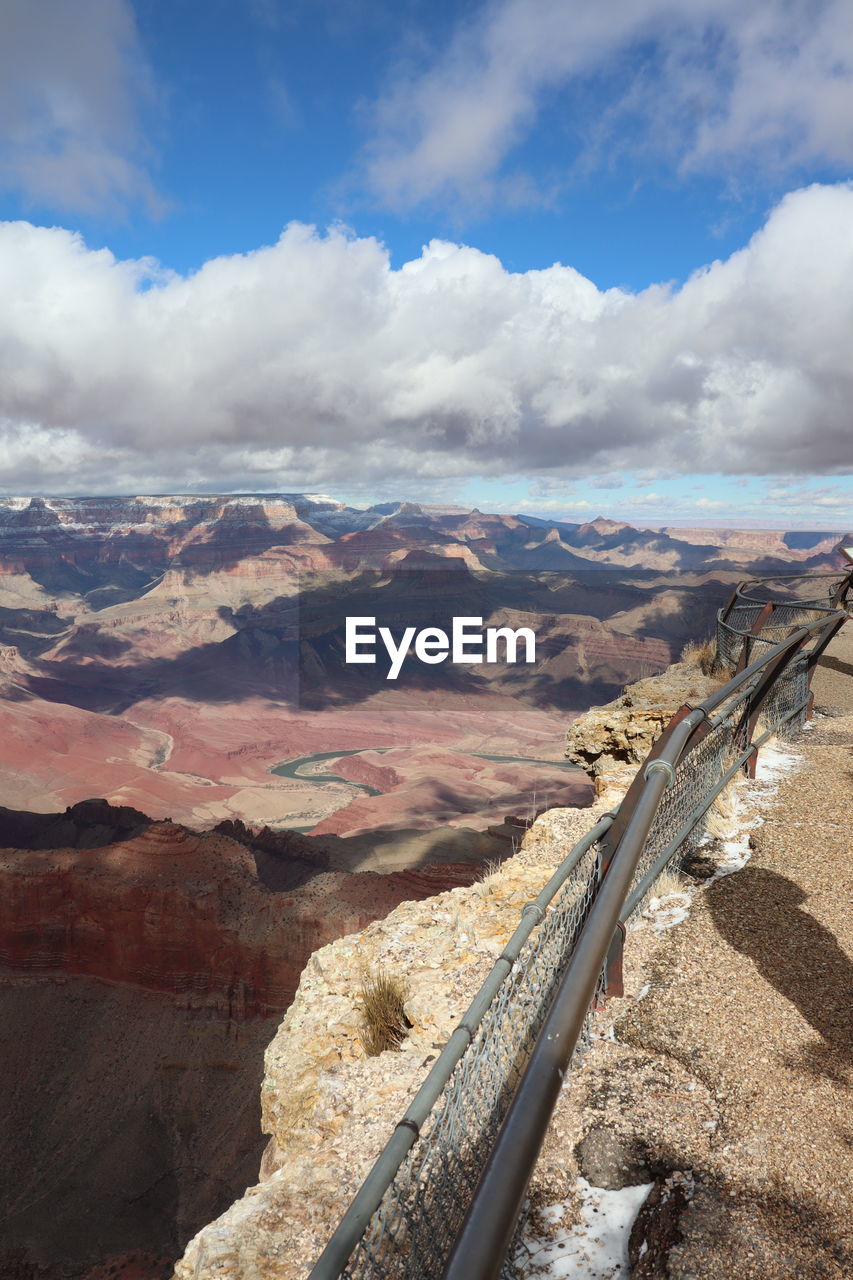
[0, 0, 159, 215]
[363, 0, 853, 210]
[0, 183, 852, 494]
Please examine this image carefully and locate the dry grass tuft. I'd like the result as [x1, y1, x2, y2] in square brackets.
[681, 636, 723, 677]
[652, 868, 685, 898]
[474, 858, 504, 897]
[359, 970, 411, 1057]
[704, 753, 745, 840]
[705, 786, 739, 839]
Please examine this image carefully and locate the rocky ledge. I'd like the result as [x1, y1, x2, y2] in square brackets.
[173, 798, 614, 1278]
[564, 659, 722, 773]
[172, 653, 729, 1278]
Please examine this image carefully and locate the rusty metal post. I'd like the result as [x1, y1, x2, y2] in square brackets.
[806, 611, 848, 675]
[604, 922, 626, 999]
[734, 601, 775, 674]
[719, 582, 746, 624]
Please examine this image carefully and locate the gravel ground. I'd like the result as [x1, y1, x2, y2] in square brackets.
[518, 620, 852, 1280]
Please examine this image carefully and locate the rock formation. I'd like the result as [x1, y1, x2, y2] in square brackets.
[564, 661, 724, 773]
[173, 801, 614, 1280]
[0, 801, 489, 1279]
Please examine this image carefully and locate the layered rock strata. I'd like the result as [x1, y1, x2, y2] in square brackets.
[0, 803, 486, 1279]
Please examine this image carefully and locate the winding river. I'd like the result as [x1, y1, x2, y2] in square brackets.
[270, 747, 582, 797]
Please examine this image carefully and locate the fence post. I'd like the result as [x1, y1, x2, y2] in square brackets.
[806, 612, 848, 676]
[734, 601, 775, 673]
[830, 564, 852, 607]
[719, 583, 746, 624]
[734, 629, 811, 767]
[604, 923, 626, 999]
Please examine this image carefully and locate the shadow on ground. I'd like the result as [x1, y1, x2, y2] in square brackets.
[708, 866, 852, 1071]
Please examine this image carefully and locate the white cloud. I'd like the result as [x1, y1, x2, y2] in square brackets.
[0, 183, 852, 494]
[765, 483, 852, 512]
[0, 0, 160, 215]
[363, 0, 853, 211]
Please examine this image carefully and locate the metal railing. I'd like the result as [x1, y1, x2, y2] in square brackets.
[716, 570, 851, 672]
[309, 568, 851, 1280]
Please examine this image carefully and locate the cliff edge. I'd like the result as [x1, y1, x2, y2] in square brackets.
[173, 654, 721, 1278]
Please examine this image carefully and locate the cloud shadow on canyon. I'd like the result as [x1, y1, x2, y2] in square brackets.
[15, 568, 731, 718]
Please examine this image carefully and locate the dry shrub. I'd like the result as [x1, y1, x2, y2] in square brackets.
[474, 858, 503, 897]
[359, 970, 411, 1057]
[680, 636, 722, 676]
[652, 868, 685, 898]
[704, 754, 745, 840]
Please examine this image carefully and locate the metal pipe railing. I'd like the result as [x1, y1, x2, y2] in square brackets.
[308, 813, 614, 1280]
[443, 712, 702, 1280]
[442, 607, 846, 1280]
[309, 568, 851, 1280]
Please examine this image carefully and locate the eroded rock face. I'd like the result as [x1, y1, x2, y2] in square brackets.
[0, 802, 486, 1279]
[0, 820, 290, 1018]
[564, 662, 722, 773]
[172, 801, 610, 1280]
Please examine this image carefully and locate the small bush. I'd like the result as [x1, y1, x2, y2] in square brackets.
[474, 858, 503, 897]
[681, 636, 722, 677]
[652, 868, 685, 899]
[359, 970, 411, 1057]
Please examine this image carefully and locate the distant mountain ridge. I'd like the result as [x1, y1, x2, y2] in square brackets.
[0, 493, 841, 578]
[0, 492, 843, 835]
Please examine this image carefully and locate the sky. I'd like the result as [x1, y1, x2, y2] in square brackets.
[0, 0, 852, 528]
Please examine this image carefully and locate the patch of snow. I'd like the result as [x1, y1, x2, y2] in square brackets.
[696, 735, 805, 881]
[514, 1177, 653, 1278]
[642, 891, 691, 931]
[709, 833, 752, 879]
[752, 738, 802, 788]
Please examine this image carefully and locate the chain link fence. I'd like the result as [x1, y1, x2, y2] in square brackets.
[341, 839, 604, 1280]
[717, 573, 848, 672]
[311, 571, 850, 1280]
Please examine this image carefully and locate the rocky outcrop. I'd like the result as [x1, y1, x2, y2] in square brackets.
[0, 802, 488, 1279]
[0, 797, 152, 849]
[564, 661, 723, 773]
[172, 802, 611, 1279]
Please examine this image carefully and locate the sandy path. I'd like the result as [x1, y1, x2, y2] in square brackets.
[615, 619, 853, 1278]
[511, 618, 851, 1280]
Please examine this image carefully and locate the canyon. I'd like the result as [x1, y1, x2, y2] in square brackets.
[0, 493, 838, 836]
[0, 493, 843, 1277]
[0, 799, 496, 1279]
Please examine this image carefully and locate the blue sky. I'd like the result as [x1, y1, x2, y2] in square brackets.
[0, 0, 852, 527]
